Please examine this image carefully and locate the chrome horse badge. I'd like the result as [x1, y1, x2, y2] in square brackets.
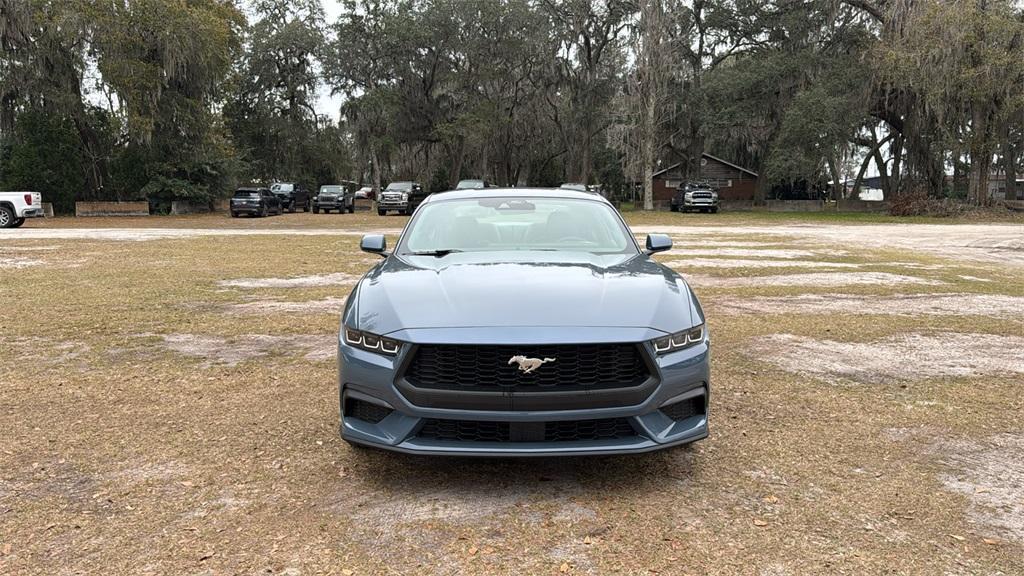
[508, 355, 556, 374]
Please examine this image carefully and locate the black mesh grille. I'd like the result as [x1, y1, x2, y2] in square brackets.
[660, 397, 704, 421]
[405, 344, 649, 392]
[345, 398, 393, 424]
[417, 418, 637, 443]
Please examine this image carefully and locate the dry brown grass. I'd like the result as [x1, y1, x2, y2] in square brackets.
[1, 212, 1022, 575]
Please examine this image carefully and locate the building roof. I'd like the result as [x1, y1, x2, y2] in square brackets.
[652, 154, 759, 179]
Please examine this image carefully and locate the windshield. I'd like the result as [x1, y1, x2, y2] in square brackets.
[271, 183, 293, 193]
[401, 197, 637, 255]
[386, 182, 412, 191]
[456, 180, 484, 189]
[233, 190, 260, 198]
[320, 186, 343, 194]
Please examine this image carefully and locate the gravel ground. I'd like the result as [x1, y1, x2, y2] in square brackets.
[1, 211, 1022, 575]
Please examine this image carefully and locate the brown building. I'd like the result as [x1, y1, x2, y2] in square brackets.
[651, 154, 759, 204]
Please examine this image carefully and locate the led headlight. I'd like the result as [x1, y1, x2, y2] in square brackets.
[400, 192, 409, 201]
[344, 327, 401, 355]
[652, 324, 705, 354]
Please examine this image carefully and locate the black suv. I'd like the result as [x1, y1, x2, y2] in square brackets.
[270, 182, 311, 212]
[377, 181, 427, 215]
[313, 183, 356, 214]
[670, 182, 720, 213]
[230, 188, 282, 217]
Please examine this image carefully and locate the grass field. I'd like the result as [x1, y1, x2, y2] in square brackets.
[2, 211, 1023, 575]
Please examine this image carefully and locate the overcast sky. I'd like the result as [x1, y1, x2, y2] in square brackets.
[315, 1, 345, 119]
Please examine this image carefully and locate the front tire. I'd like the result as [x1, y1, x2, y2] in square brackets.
[260, 206, 267, 218]
[0, 206, 14, 228]
[230, 211, 238, 218]
[313, 206, 320, 214]
[710, 207, 719, 214]
[11, 217, 25, 228]
[377, 209, 386, 216]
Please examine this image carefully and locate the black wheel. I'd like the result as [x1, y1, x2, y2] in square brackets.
[348, 204, 355, 214]
[230, 211, 238, 218]
[260, 205, 267, 218]
[670, 205, 679, 212]
[11, 217, 25, 228]
[377, 209, 386, 216]
[0, 206, 13, 228]
[313, 206, 320, 214]
[710, 207, 719, 214]
[302, 204, 309, 212]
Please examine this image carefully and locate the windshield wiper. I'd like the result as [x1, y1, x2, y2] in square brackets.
[403, 249, 464, 257]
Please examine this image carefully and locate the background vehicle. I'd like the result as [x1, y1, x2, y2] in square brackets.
[377, 181, 426, 215]
[670, 182, 719, 213]
[270, 182, 310, 212]
[313, 183, 356, 214]
[230, 188, 282, 217]
[0, 191, 44, 228]
[455, 179, 493, 190]
[558, 183, 588, 192]
[355, 186, 374, 200]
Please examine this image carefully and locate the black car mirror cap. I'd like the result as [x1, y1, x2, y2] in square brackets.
[360, 234, 389, 257]
[645, 234, 672, 254]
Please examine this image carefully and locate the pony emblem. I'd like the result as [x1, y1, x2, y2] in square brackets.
[508, 355, 556, 374]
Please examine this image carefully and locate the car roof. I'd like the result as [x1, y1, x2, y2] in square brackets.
[421, 187, 612, 205]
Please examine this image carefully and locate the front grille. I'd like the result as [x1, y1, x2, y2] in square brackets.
[660, 396, 704, 421]
[417, 418, 636, 443]
[345, 398, 393, 424]
[692, 192, 713, 199]
[406, 344, 648, 392]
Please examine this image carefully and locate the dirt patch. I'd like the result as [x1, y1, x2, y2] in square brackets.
[0, 255, 45, 268]
[0, 228, 402, 241]
[0, 337, 91, 369]
[684, 272, 944, 288]
[218, 273, 358, 289]
[714, 293, 1024, 319]
[936, 434, 1024, 544]
[226, 297, 347, 315]
[667, 258, 860, 269]
[155, 333, 334, 367]
[662, 248, 845, 258]
[751, 332, 1024, 383]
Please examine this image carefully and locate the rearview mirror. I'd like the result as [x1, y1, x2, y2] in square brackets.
[645, 234, 672, 254]
[360, 234, 388, 257]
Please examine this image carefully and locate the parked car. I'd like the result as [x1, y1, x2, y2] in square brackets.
[313, 183, 356, 214]
[377, 181, 426, 215]
[455, 179, 493, 190]
[558, 183, 589, 192]
[0, 191, 44, 228]
[670, 182, 719, 213]
[270, 182, 310, 212]
[355, 186, 374, 200]
[230, 188, 282, 218]
[339, 187, 709, 456]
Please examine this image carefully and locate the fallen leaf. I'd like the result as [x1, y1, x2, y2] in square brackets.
[179, 481, 195, 488]
[983, 538, 998, 545]
[341, 570, 354, 576]
[583, 536, 593, 545]
[2, 543, 11, 555]
[560, 562, 571, 573]
[468, 546, 478, 556]
[948, 534, 965, 542]
[753, 519, 769, 527]
[762, 495, 779, 504]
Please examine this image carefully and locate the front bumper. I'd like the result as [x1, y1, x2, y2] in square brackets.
[682, 198, 719, 208]
[316, 198, 346, 209]
[338, 327, 710, 456]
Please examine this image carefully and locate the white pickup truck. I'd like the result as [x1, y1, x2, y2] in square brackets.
[0, 191, 44, 228]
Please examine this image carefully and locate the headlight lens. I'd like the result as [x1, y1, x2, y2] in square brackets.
[344, 327, 401, 355]
[400, 192, 409, 201]
[653, 324, 705, 354]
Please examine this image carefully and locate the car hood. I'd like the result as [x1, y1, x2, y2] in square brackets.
[351, 251, 695, 335]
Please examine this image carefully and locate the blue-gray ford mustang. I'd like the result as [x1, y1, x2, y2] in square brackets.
[339, 188, 709, 456]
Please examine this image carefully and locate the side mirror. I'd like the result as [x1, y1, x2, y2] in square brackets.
[645, 234, 672, 254]
[360, 234, 388, 257]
